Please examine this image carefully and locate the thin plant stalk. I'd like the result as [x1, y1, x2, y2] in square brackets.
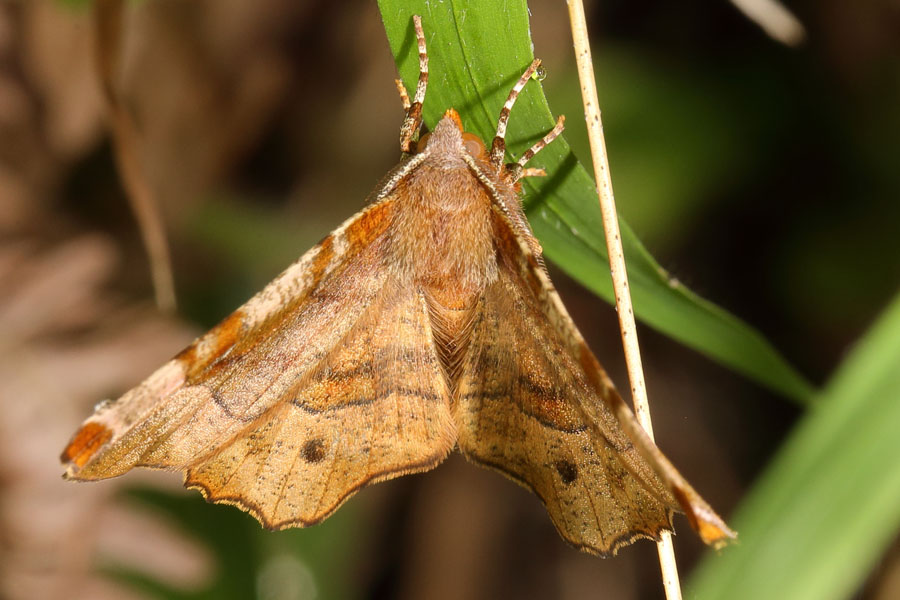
[564, 1, 682, 598]
[95, 0, 177, 312]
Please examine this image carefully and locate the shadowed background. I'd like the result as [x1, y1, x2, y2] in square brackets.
[1, 0, 898, 599]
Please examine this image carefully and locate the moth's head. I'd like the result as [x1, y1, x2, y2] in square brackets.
[416, 109, 490, 166]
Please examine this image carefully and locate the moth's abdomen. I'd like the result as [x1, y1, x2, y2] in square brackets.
[423, 286, 479, 398]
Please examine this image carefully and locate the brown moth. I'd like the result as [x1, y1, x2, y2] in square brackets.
[62, 16, 735, 556]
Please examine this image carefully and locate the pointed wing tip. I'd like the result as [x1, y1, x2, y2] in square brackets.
[60, 421, 113, 470]
[583, 508, 733, 555]
[686, 501, 737, 549]
[670, 483, 737, 549]
[698, 516, 738, 550]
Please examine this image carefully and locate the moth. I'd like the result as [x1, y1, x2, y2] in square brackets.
[62, 16, 734, 556]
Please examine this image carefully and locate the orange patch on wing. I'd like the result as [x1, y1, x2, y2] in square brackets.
[697, 518, 733, 548]
[180, 309, 246, 383]
[671, 484, 736, 549]
[61, 421, 113, 468]
[345, 200, 393, 247]
[210, 310, 246, 355]
[307, 234, 335, 291]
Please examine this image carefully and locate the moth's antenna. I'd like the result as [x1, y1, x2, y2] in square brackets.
[490, 58, 542, 166]
[398, 15, 429, 154]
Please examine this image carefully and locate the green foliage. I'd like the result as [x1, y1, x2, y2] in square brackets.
[104, 487, 358, 600]
[378, 0, 813, 402]
[688, 290, 900, 599]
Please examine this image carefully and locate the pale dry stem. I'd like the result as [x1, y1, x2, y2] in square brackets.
[729, 0, 806, 46]
[565, 1, 682, 598]
[95, 0, 176, 312]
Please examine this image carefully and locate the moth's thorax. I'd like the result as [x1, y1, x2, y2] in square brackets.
[416, 115, 486, 170]
[394, 163, 496, 293]
[390, 114, 517, 297]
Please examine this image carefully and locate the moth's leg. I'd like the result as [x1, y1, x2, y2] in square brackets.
[500, 114, 565, 263]
[503, 164, 548, 182]
[489, 58, 543, 166]
[398, 15, 429, 154]
[500, 115, 564, 186]
[519, 167, 547, 178]
[513, 115, 566, 176]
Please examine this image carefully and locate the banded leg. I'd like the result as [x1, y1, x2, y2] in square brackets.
[489, 58, 543, 165]
[398, 15, 429, 154]
[502, 116, 566, 183]
[515, 115, 565, 170]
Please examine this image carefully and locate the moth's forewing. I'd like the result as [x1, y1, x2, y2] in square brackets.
[455, 203, 735, 553]
[185, 277, 456, 528]
[62, 194, 456, 529]
[454, 208, 678, 556]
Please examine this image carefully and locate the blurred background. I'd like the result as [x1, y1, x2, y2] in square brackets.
[1, 0, 898, 599]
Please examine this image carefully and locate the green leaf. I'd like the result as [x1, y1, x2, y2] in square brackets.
[103, 487, 358, 600]
[688, 289, 900, 599]
[377, 0, 814, 402]
[55, 0, 94, 9]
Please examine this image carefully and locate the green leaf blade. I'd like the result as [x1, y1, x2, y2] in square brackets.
[378, 0, 813, 402]
[688, 290, 900, 600]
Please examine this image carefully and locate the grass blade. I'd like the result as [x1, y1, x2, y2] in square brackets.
[688, 290, 900, 599]
[378, 0, 814, 401]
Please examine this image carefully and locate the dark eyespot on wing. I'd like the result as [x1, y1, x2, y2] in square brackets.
[302, 439, 326, 463]
[555, 459, 578, 485]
